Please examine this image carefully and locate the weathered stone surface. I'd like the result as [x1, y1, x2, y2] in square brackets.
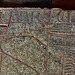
[0, 8, 75, 75]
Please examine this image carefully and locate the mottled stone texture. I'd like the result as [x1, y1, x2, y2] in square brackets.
[0, 8, 75, 75]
